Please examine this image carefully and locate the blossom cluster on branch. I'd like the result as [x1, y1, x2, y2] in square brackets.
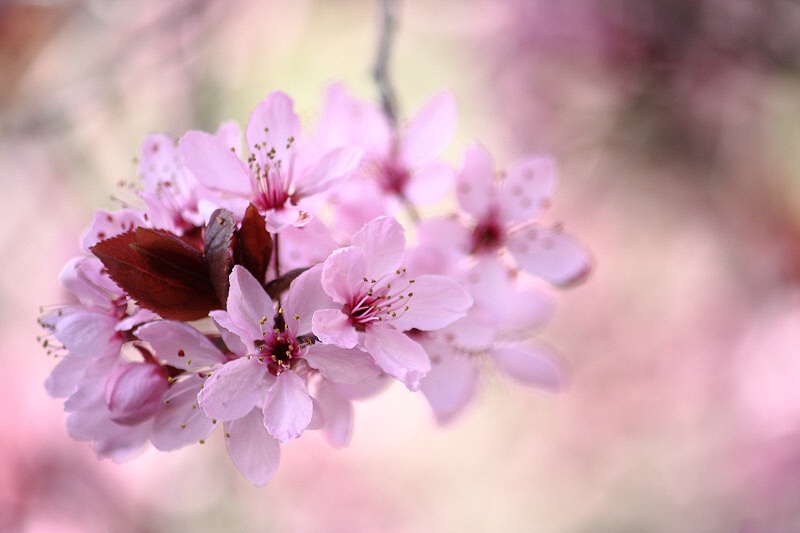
[38, 85, 590, 485]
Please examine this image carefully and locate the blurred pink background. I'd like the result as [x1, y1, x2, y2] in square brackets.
[3, 1, 800, 531]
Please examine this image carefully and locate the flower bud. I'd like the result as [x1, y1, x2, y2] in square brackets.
[104, 362, 169, 426]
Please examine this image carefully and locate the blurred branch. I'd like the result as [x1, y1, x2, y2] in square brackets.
[373, 0, 398, 128]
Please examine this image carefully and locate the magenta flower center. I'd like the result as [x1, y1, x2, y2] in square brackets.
[247, 137, 296, 211]
[255, 314, 303, 376]
[470, 213, 506, 254]
[347, 269, 415, 331]
[378, 159, 410, 196]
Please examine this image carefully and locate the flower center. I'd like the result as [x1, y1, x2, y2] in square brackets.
[470, 215, 505, 254]
[255, 310, 308, 376]
[378, 159, 410, 196]
[247, 136, 296, 211]
[348, 269, 415, 331]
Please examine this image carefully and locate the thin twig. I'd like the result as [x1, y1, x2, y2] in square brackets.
[373, 0, 399, 129]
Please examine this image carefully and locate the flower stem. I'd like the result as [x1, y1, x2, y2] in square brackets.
[373, 0, 399, 129]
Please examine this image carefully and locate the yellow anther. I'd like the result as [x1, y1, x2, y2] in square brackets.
[180, 423, 186, 429]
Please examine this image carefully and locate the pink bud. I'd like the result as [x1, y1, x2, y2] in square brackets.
[104, 362, 169, 426]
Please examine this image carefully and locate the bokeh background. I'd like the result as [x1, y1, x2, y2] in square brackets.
[3, 1, 800, 531]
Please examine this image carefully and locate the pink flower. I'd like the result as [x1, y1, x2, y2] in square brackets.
[418, 258, 566, 423]
[62, 321, 230, 461]
[312, 217, 473, 390]
[179, 91, 363, 232]
[198, 265, 378, 445]
[41, 257, 154, 399]
[431, 143, 591, 287]
[316, 84, 457, 233]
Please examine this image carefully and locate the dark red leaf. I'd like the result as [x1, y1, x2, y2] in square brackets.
[264, 267, 309, 300]
[204, 208, 236, 305]
[233, 204, 272, 284]
[91, 228, 221, 321]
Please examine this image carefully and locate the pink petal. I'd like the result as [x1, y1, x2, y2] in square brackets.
[265, 205, 308, 233]
[295, 146, 364, 196]
[499, 155, 557, 224]
[138, 133, 181, 192]
[444, 313, 496, 351]
[262, 371, 313, 443]
[316, 83, 392, 157]
[320, 247, 368, 304]
[456, 144, 497, 220]
[224, 409, 281, 486]
[179, 130, 251, 196]
[414, 216, 471, 267]
[64, 358, 153, 461]
[314, 380, 354, 448]
[351, 216, 405, 279]
[492, 342, 566, 391]
[282, 265, 335, 335]
[278, 217, 338, 271]
[213, 316, 248, 357]
[400, 90, 457, 169]
[45, 353, 94, 398]
[151, 373, 216, 451]
[81, 208, 145, 253]
[389, 274, 472, 332]
[363, 326, 430, 391]
[104, 362, 169, 425]
[327, 374, 393, 400]
[330, 179, 389, 237]
[460, 256, 515, 309]
[55, 310, 120, 358]
[405, 161, 455, 206]
[503, 288, 555, 332]
[312, 308, 358, 349]
[198, 357, 266, 421]
[303, 344, 381, 384]
[59, 257, 114, 310]
[507, 226, 592, 287]
[135, 321, 227, 370]
[418, 335, 479, 424]
[245, 91, 301, 168]
[460, 257, 554, 331]
[224, 265, 275, 345]
[214, 120, 242, 154]
[306, 396, 326, 431]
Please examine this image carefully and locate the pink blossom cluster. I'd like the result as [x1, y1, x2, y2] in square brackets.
[39, 85, 590, 485]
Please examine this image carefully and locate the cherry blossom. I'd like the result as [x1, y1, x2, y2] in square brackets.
[199, 265, 378, 445]
[312, 216, 473, 390]
[179, 91, 363, 232]
[316, 84, 457, 233]
[435, 143, 591, 287]
[41, 84, 589, 486]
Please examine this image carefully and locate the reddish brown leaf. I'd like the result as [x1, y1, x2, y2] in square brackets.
[204, 208, 236, 305]
[91, 228, 221, 321]
[234, 204, 272, 284]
